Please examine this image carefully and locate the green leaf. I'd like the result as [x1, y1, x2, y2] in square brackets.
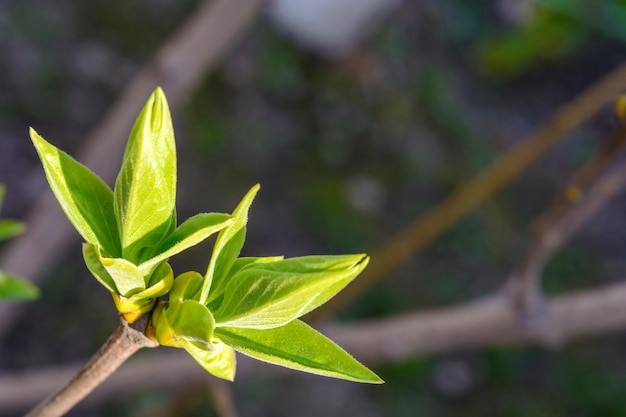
[30, 128, 120, 257]
[84, 244, 145, 296]
[170, 300, 216, 348]
[0, 184, 25, 242]
[0, 271, 39, 300]
[114, 88, 176, 263]
[214, 255, 369, 329]
[216, 320, 383, 384]
[170, 271, 204, 305]
[207, 256, 284, 311]
[227, 256, 285, 276]
[138, 213, 233, 276]
[0, 220, 24, 242]
[99, 254, 146, 297]
[83, 243, 117, 293]
[131, 262, 174, 299]
[179, 338, 237, 381]
[201, 184, 260, 304]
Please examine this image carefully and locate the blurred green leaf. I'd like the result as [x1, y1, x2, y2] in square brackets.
[0, 219, 24, 242]
[0, 271, 39, 301]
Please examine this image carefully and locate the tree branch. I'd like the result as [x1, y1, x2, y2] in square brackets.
[8, 279, 626, 412]
[505, 123, 626, 319]
[24, 315, 157, 417]
[308, 60, 626, 322]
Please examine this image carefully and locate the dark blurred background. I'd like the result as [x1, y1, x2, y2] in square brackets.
[3, 0, 626, 416]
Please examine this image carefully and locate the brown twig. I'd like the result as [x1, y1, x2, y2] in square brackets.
[0, 0, 264, 338]
[308, 61, 626, 322]
[505, 123, 626, 319]
[24, 315, 158, 417]
[8, 276, 626, 412]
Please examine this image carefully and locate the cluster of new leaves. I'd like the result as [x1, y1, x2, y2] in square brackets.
[30, 88, 382, 383]
[0, 185, 39, 301]
[31, 90, 232, 322]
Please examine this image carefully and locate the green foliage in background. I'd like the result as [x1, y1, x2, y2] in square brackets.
[30, 88, 382, 384]
[0, 185, 39, 301]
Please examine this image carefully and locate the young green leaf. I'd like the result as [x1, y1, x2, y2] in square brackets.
[216, 320, 383, 384]
[213, 255, 369, 329]
[99, 256, 146, 297]
[114, 87, 176, 263]
[138, 213, 233, 275]
[0, 271, 39, 300]
[169, 271, 204, 305]
[179, 338, 237, 381]
[30, 129, 120, 257]
[131, 262, 174, 300]
[207, 256, 284, 311]
[83, 243, 118, 293]
[87, 246, 146, 296]
[170, 300, 216, 348]
[201, 184, 260, 304]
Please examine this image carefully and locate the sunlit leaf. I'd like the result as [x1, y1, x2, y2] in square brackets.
[171, 300, 216, 347]
[170, 271, 204, 305]
[100, 258, 145, 297]
[83, 243, 118, 293]
[114, 88, 176, 263]
[216, 320, 383, 384]
[92, 246, 145, 296]
[179, 338, 237, 382]
[138, 213, 233, 275]
[131, 262, 174, 299]
[201, 184, 259, 304]
[213, 255, 369, 329]
[207, 256, 284, 311]
[30, 129, 120, 257]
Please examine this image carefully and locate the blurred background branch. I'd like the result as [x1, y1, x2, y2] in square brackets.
[505, 121, 626, 320]
[309, 60, 626, 322]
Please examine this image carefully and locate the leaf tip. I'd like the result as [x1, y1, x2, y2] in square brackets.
[29, 127, 44, 145]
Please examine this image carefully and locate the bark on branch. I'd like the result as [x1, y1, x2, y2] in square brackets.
[24, 315, 157, 417]
[506, 124, 626, 318]
[6, 279, 626, 412]
[309, 60, 626, 322]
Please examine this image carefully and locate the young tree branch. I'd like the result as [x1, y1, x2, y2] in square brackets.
[24, 315, 157, 417]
